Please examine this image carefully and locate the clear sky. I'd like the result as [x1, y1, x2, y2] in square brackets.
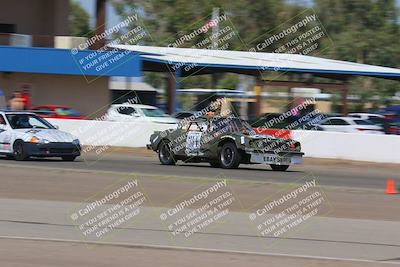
[76, 0, 118, 29]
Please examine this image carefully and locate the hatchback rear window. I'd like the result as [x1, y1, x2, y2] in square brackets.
[354, 119, 374, 125]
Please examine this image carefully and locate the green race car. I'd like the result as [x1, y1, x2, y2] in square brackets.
[147, 116, 304, 171]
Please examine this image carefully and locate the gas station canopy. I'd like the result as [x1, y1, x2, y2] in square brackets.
[111, 45, 400, 81]
[109, 44, 400, 115]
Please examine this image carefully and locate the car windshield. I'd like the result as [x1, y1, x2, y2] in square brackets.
[212, 117, 255, 135]
[368, 117, 384, 124]
[6, 114, 55, 129]
[141, 108, 167, 117]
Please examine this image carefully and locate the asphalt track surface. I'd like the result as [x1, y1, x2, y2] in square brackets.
[0, 151, 398, 190]
[1, 151, 400, 266]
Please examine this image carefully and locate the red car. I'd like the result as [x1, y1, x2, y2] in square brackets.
[31, 105, 85, 120]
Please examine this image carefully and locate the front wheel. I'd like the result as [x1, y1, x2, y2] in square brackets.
[13, 141, 29, 161]
[270, 164, 289, 171]
[158, 140, 176, 165]
[219, 142, 241, 169]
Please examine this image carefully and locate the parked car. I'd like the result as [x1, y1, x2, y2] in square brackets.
[106, 103, 179, 124]
[250, 112, 325, 130]
[147, 115, 304, 171]
[348, 113, 396, 134]
[0, 111, 81, 161]
[348, 113, 386, 125]
[318, 117, 384, 134]
[32, 105, 84, 120]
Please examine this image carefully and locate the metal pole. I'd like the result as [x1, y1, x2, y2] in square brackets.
[167, 68, 180, 114]
[341, 81, 349, 115]
[211, 8, 219, 49]
[92, 0, 106, 50]
[254, 75, 262, 117]
[210, 8, 219, 88]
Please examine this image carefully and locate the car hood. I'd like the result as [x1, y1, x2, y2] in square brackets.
[248, 134, 285, 142]
[148, 117, 179, 124]
[14, 129, 76, 142]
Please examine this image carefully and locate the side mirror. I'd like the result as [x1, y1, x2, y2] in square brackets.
[0, 124, 7, 132]
[133, 113, 140, 117]
[54, 125, 59, 129]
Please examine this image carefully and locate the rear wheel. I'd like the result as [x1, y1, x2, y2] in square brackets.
[62, 156, 77, 161]
[219, 142, 241, 169]
[270, 164, 289, 171]
[158, 140, 176, 165]
[13, 141, 29, 161]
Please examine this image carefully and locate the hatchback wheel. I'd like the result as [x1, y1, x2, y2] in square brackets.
[13, 141, 29, 161]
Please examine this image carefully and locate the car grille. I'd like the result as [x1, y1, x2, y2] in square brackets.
[38, 144, 79, 154]
[251, 139, 292, 152]
[48, 148, 76, 154]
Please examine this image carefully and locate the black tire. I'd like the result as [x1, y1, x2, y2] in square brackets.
[219, 142, 241, 169]
[13, 141, 29, 161]
[270, 164, 289, 171]
[158, 140, 176, 165]
[209, 161, 221, 168]
[62, 156, 77, 161]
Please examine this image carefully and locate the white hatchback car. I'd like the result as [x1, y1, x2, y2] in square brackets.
[318, 117, 384, 134]
[105, 103, 179, 124]
[0, 111, 81, 161]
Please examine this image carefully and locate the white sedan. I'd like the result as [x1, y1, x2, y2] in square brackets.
[0, 111, 81, 161]
[105, 103, 178, 124]
[318, 117, 384, 134]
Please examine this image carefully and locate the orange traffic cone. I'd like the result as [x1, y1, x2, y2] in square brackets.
[385, 179, 398, 194]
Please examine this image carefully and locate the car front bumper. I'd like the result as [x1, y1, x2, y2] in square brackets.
[24, 142, 81, 157]
[248, 151, 304, 165]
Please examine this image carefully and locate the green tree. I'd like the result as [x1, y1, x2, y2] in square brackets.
[314, 0, 400, 108]
[111, 0, 400, 106]
[69, 1, 91, 37]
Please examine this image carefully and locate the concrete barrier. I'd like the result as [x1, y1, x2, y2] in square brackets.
[47, 118, 176, 148]
[292, 130, 400, 163]
[48, 119, 400, 163]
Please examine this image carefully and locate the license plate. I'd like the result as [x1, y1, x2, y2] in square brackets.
[250, 153, 292, 164]
[263, 155, 290, 165]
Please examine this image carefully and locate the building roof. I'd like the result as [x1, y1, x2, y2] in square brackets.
[110, 45, 400, 81]
[0, 46, 141, 78]
[177, 89, 245, 95]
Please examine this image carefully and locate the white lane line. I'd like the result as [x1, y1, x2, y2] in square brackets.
[0, 235, 399, 265]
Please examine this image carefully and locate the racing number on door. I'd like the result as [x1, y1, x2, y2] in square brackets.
[185, 131, 202, 156]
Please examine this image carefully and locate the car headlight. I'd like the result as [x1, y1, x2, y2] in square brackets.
[295, 142, 301, 152]
[248, 139, 254, 147]
[72, 139, 80, 145]
[29, 136, 40, 144]
[29, 136, 50, 144]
